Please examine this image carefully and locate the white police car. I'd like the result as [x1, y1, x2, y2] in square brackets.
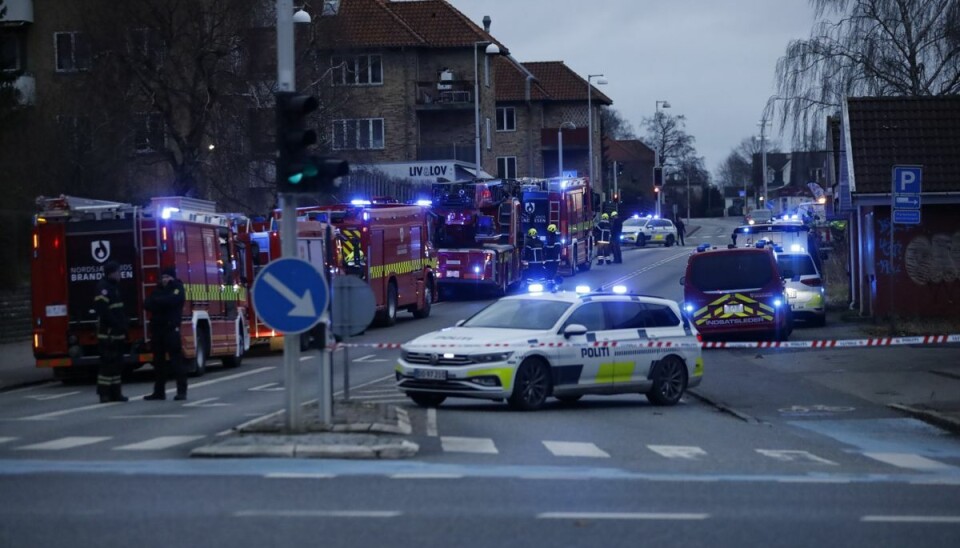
[396, 286, 703, 410]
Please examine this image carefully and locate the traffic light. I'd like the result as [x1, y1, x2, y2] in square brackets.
[653, 166, 664, 187]
[277, 91, 319, 191]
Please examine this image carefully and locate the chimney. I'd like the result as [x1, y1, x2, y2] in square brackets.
[483, 15, 491, 33]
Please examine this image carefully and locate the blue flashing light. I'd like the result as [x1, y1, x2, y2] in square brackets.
[790, 244, 803, 252]
[632, 214, 640, 219]
[612, 285, 628, 295]
[473, 266, 481, 274]
[773, 298, 783, 308]
[161, 207, 180, 220]
[415, 199, 432, 207]
[743, 227, 750, 233]
[362, 212, 369, 221]
[351, 199, 372, 206]
[684, 303, 694, 313]
[574, 285, 591, 294]
[774, 245, 784, 253]
[528, 283, 544, 293]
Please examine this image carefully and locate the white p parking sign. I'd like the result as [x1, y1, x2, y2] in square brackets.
[892, 165, 922, 225]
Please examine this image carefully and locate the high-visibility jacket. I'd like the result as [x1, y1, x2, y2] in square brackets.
[94, 278, 128, 341]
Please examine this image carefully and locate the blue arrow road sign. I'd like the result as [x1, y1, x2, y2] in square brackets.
[252, 258, 328, 334]
[895, 195, 920, 208]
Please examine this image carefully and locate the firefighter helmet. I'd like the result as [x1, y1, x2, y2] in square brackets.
[547, 224, 558, 233]
[527, 228, 538, 237]
[610, 211, 618, 217]
[601, 213, 609, 220]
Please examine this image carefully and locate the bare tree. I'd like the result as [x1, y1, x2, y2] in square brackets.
[600, 107, 636, 139]
[772, 0, 960, 142]
[641, 110, 698, 169]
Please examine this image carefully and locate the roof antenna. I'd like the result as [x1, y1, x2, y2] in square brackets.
[483, 15, 491, 33]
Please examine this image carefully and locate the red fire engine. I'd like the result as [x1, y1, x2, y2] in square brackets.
[291, 202, 435, 326]
[238, 216, 339, 349]
[431, 180, 524, 297]
[31, 196, 250, 380]
[519, 177, 595, 275]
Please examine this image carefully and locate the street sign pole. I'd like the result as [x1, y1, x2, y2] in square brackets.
[276, 0, 301, 433]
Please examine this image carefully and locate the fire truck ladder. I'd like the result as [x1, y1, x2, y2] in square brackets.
[137, 210, 160, 332]
[549, 200, 561, 228]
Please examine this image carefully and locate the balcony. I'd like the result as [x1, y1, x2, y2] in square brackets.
[417, 144, 475, 164]
[415, 81, 475, 110]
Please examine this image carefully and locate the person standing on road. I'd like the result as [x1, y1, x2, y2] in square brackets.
[610, 211, 623, 263]
[144, 266, 188, 401]
[544, 224, 562, 278]
[93, 261, 129, 403]
[676, 217, 686, 246]
[595, 213, 612, 265]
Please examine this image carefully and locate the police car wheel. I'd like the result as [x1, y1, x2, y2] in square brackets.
[646, 356, 687, 406]
[408, 392, 446, 408]
[637, 234, 646, 247]
[508, 358, 552, 411]
[556, 395, 582, 404]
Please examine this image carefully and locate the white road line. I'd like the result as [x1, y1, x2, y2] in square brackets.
[182, 397, 230, 408]
[756, 449, 838, 465]
[863, 452, 955, 471]
[543, 441, 610, 458]
[234, 510, 400, 518]
[0, 382, 56, 396]
[25, 391, 81, 401]
[113, 436, 205, 451]
[0, 437, 17, 444]
[441, 436, 498, 454]
[265, 473, 336, 479]
[16, 366, 275, 421]
[861, 515, 960, 523]
[299, 356, 314, 362]
[353, 354, 388, 363]
[648, 445, 707, 460]
[426, 407, 438, 437]
[390, 473, 464, 479]
[538, 512, 709, 521]
[776, 477, 851, 484]
[110, 415, 187, 419]
[248, 383, 283, 392]
[16, 436, 111, 450]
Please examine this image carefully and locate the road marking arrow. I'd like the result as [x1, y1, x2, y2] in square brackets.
[648, 445, 708, 460]
[263, 272, 316, 317]
[756, 449, 837, 465]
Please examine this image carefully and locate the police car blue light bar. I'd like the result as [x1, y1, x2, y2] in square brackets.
[351, 199, 372, 206]
[415, 199, 432, 206]
[528, 283, 544, 293]
[684, 303, 694, 313]
[612, 285, 628, 294]
[574, 285, 591, 294]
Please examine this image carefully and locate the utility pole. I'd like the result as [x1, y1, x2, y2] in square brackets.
[759, 117, 771, 208]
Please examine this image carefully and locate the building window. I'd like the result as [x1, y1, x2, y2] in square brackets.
[1, 34, 22, 72]
[128, 28, 166, 67]
[134, 112, 164, 153]
[332, 118, 384, 150]
[57, 116, 92, 156]
[497, 157, 517, 179]
[496, 107, 516, 132]
[810, 167, 824, 181]
[55, 32, 92, 72]
[331, 54, 383, 86]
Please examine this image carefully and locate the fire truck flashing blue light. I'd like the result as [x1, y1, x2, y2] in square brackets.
[351, 199, 372, 206]
[161, 207, 180, 220]
[612, 285, 627, 294]
[415, 199, 432, 207]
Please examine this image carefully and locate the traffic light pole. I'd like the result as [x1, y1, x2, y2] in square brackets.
[276, 0, 302, 433]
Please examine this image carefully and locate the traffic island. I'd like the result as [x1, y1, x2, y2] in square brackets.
[190, 399, 419, 459]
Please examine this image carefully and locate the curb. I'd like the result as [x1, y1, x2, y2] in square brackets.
[687, 389, 765, 425]
[888, 403, 960, 436]
[190, 439, 419, 459]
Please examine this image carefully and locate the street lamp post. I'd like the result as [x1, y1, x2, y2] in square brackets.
[686, 168, 691, 222]
[474, 41, 501, 176]
[759, 117, 771, 208]
[587, 74, 607, 192]
[654, 100, 671, 217]
[557, 121, 576, 177]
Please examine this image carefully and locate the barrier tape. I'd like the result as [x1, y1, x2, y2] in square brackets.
[332, 334, 960, 351]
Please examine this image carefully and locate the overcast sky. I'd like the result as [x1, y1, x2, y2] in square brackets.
[448, 0, 818, 178]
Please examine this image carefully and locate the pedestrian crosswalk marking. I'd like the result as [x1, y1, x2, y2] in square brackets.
[543, 441, 610, 458]
[864, 452, 956, 472]
[114, 436, 205, 451]
[756, 449, 837, 465]
[16, 436, 111, 450]
[648, 445, 707, 460]
[0, 437, 17, 445]
[440, 436, 498, 454]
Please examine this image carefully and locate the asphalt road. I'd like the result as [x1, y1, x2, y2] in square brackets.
[1, 217, 958, 547]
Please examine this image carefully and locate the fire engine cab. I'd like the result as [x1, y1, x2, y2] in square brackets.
[431, 180, 523, 297]
[518, 177, 595, 275]
[31, 195, 250, 380]
[294, 202, 436, 326]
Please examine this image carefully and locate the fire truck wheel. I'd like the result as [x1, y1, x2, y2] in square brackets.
[377, 281, 399, 326]
[222, 325, 244, 368]
[192, 327, 210, 376]
[413, 280, 432, 319]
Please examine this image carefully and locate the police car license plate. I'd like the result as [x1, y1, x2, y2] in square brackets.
[414, 369, 447, 381]
[723, 304, 744, 314]
[653, 234, 663, 240]
[787, 288, 798, 299]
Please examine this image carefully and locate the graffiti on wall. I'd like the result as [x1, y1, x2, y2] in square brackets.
[904, 231, 960, 285]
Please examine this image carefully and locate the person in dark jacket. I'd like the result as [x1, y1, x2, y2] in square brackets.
[675, 217, 686, 246]
[610, 211, 623, 263]
[544, 224, 562, 277]
[595, 213, 612, 265]
[144, 266, 188, 401]
[94, 261, 129, 403]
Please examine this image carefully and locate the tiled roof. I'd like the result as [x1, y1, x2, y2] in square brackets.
[387, 0, 507, 51]
[524, 61, 613, 105]
[314, 0, 425, 48]
[495, 57, 550, 102]
[847, 96, 960, 194]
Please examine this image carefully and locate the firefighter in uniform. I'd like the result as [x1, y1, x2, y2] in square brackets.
[610, 211, 623, 263]
[524, 227, 545, 279]
[544, 224, 562, 278]
[144, 266, 188, 401]
[94, 261, 129, 403]
[595, 213, 612, 265]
